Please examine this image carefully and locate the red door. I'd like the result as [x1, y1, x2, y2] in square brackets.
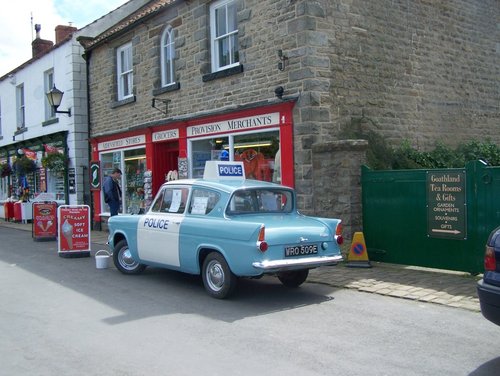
[152, 141, 179, 194]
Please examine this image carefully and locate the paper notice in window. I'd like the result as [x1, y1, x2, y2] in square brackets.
[261, 193, 278, 211]
[169, 189, 183, 212]
[191, 197, 209, 215]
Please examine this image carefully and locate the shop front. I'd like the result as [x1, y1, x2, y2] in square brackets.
[90, 101, 295, 228]
[0, 132, 69, 221]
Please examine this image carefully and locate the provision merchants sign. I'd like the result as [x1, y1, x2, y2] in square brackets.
[427, 170, 466, 240]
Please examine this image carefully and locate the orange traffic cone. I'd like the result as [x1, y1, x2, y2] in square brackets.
[346, 232, 372, 268]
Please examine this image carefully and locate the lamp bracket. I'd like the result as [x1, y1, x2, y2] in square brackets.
[152, 98, 171, 115]
[55, 108, 71, 117]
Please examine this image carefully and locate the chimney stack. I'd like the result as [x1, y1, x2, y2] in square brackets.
[31, 24, 53, 58]
[55, 25, 77, 44]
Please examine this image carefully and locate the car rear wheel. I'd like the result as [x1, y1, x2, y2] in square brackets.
[202, 252, 237, 299]
[113, 239, 146, 274]
[278, 269, 309, 288]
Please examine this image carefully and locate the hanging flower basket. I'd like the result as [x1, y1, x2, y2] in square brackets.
[41, 152, 68, 173]
[13, 156, 37, 175]
[0, 163, 12, 177]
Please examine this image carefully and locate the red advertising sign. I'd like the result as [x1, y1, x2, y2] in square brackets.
[32, 202, 58, 240]
[57, 205, 91, 255]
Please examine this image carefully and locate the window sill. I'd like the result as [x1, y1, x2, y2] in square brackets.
[111, 95, 136, 109]
[14, 127, 27, 136]
[202, 65, 244, 82]
[42, 118, 59, 127]
[153, 82, 180, 96]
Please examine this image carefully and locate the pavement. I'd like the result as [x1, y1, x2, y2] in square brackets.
[0, 220, 482, 312]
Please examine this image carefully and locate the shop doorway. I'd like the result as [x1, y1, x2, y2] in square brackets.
[153, 141, 179, 194]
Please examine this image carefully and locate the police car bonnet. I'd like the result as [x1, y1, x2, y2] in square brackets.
[203, 161, 246, 180]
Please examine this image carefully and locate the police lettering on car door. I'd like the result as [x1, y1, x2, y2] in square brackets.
[136, 187, 188, 267]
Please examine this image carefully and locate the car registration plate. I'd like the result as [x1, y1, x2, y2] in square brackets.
[284, 244, 318, 257]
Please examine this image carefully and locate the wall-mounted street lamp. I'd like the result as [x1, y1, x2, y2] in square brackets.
[46, 84, 71, 117]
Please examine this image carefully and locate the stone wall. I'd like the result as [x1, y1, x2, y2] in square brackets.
[311, 139, 368, 240]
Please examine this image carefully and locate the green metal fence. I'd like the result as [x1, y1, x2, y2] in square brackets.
[361, 160, 500, 273]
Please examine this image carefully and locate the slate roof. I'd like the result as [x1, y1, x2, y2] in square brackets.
[79, 0, 177, 50]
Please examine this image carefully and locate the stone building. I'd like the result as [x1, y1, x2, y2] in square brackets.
[79, 0, 499, 235]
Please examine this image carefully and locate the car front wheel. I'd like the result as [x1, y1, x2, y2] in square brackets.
[202, 252, 237, 299]
[278, 269, 309, 288]
[113, 239, 146, 274]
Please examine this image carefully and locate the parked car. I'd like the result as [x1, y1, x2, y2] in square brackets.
[477, 226, 500, 325]
[107, 162, 344, 298]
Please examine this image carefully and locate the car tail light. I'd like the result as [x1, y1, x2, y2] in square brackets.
[335, 222, 344, 245]
[257, 226, 268, 252]
[485, 245, 496, 271]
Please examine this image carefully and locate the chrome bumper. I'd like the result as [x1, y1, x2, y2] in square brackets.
[252, 255, 343, 272]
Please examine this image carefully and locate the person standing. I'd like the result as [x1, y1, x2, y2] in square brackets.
[103, 168, 122, 216]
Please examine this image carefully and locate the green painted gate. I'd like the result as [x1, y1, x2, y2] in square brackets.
[361, 160, 500, 273]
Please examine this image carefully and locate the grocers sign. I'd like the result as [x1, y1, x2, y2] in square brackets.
[427, 170, 466, 240]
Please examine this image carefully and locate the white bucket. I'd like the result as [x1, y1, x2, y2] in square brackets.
[95, 250, 110, 269]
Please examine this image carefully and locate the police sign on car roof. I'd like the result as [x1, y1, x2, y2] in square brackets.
[203, 161, 245, 180]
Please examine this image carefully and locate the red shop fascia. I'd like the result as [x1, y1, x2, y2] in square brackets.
[90, 101, 295, 225]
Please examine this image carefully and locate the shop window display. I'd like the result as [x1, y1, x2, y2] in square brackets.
[124, 149, 146, 214]
[190, 131, 280, 182]
[101, 152, 122, 213]
[101, 148, 147, 215]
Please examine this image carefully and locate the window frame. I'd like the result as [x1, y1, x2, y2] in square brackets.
[151, 186, 189, 214]
[210, 0, 239, 72]
[117, 42, 134, 101]
[160, 25, 176, 88]
[188, 188, 221, 215]
[44, 69, 55, 119]
[16, 84, 25, 129]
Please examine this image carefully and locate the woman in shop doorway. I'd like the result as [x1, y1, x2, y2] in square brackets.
[103, 168, 122, 216]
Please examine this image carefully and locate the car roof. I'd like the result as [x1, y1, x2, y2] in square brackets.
[161, 178, 292, 194]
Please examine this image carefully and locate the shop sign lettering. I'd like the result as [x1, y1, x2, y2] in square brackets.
[98, 135, 145, 151]
[187, 113, 280, 137]
[427, 170, 466, 239]
[152, 129, 179, 142]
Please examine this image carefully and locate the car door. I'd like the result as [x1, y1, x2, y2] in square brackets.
[136, 185, 189, 267]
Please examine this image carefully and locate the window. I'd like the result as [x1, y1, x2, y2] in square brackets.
[227, 189, 293, 214]
[0, 99, 2, 137]
[210, 0, 239, 72]
[100, 148, 148, 215]
[151, 187, 189, 214]
[161, 26, 175, 87]
[44, 70, 55, 119]
[189, 130, 280, 181]
[16, 84, 25, 128]
[117, 43, 133, 100]
[189, 188, 221, 215]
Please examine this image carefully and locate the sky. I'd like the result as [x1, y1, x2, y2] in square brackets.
[0, 0, 128, 76]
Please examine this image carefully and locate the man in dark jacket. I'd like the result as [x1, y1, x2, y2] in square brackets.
[103, 168, 122, 216]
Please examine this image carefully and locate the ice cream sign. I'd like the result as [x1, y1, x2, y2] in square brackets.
[57, 205, 91, 256]
[33, 202, 58, 241]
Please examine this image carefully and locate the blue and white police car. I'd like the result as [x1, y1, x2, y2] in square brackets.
[107, 161, 344, 298]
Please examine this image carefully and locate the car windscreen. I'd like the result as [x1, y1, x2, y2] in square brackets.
[226, 188, 293, 214]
